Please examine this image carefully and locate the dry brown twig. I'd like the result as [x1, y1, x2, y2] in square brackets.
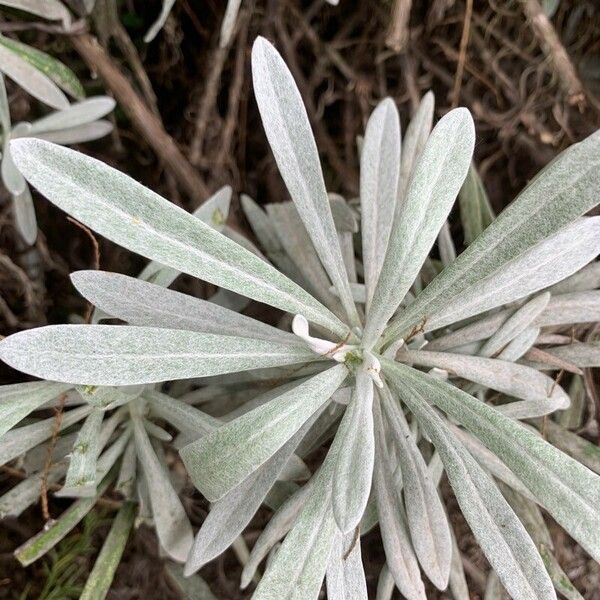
[386, 0, 413, 53]
[70, 32, 210, 203]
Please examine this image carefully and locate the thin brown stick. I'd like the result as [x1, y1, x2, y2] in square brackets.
[69, 33, 210, 203]
[450, 0, 473, 108]
[67, 217, 100, 323]
[519, 0, 586, 110]
[40, 393, 67, 521]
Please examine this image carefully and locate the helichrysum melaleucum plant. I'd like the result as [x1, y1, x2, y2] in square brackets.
[0, 35, 599, 599]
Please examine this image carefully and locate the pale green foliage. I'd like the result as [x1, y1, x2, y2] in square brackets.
[0, 34, 599, 600]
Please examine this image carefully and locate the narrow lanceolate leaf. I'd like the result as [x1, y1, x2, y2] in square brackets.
[241, 480, 314, 589]
[0, 45, 68, 110]
[479, 292, 550, 357]
[360, 98, 401, 307]
[0, 380, 70, 437]
[372, 394, 426, 600]
[166, 563, 218, 600]
[0, 404, 92, 466]
[9, 139, 348, 338]
[331, 370, 374, 533]
[13, 186, 37, 245]
[251, 37, 359, 327]
[138, 186, 232, 288]
[421, 217, 600, 332]
[28, 97, 115, 134]
[144, 0, 176, 42]
[547, 261, 600, 294]
[326, 529, 368, 600]
[397, 91, 434, 207]
[133, 416, 193, 562]
[59, 409, 104, 497]
[184, 410, 320, 575]
[219, 0, 242, 48]
[533, 341, 600, 368]
[15, 472, 114, 566]
[458, 163, 495, 245]
[0, 325, 317, 385]
[79, 501, 136, 600]
[386, 375, 555, 600]
[252, 451, 338, 600]
[34, 121, 113, 145]
[180, 365, 347, 502]
[385, 129, 600, 344]
[380, 387, 451, 590]
[363, 108, 474, 348]
[0, 36, 84, 99]
[397, 349, 570, 410]
[0, 0, 71, 24]
[71, 270, 301, 347]
[383, 359, 600, 562]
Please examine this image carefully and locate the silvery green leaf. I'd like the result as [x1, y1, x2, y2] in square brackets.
[429, 290, 600, 352]
[484, 572, 505, 600]
[372, 394, 426, 600]
[95, 428, 132, 483]
[0, 45, 69, 110]
[144, 419, 172, 441]
[397, 91, 434, 207]
[58, 408, 104, 497]
[535, 341, 600, 368]
[437, 220, 456, 267]
[541, 420, 600, 475]
[332, 370, 374, 533]
[546, 261, 600, 294]
[165, 563, 218, 600]
[10, 139, 347, 338]
[458, 163, 495, 245]
[0, 380, 69, 437]
[12, 186, 37, 244]
[75, 384, 142, 410]
[387, 373, 556, 600]
[145, 390, 219, 437]
[397, 348, 570, 409]
[360, 98, 401, 307]
[0, 0, 71, 24]
[28, 97, 116, 135]
[133, 415, 193, 562]
[384, 359, 600, 562]
[479, 292, 550, 357]
[380, 386, 451, 589]
[71, 271, 300, 347]
[219, 0, 242, 48]
[184, 409, 320, 574]
[0, 35, 83, 99]
[363, 108, 474, 348]
[241, 479, 314, 589]
[15, 471, 114, 566]
[0, 462, 66, 519]
[180, 365, 347, 502]
[34, 120, 113, 145]
[137, 186, 232, 288]
[79, 501, 136, 600]
[251, 37, 359, 327]
[375, 564, 395, 600]
[240, 194, 308, 286]
[2, 139, 26, 195]
[450, 426, 537, 502]
[448, 524, 470, 600]
[266, 202, 343, 314]
[115, 438, 136, 499]
[421, 217, 600, 332]
[385, 129, 600, 344]
[496, 326, 540, 362]
[223, 224, 266, 259]
[500, 484, 583, 600]
[251, 450, 338, 600]
[0, 324, 317, 385]
[329, 194, 358, 234]
[326, 529, 368, 600]
[0, 404, 92, 466]
[144, 0, 176, 42]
